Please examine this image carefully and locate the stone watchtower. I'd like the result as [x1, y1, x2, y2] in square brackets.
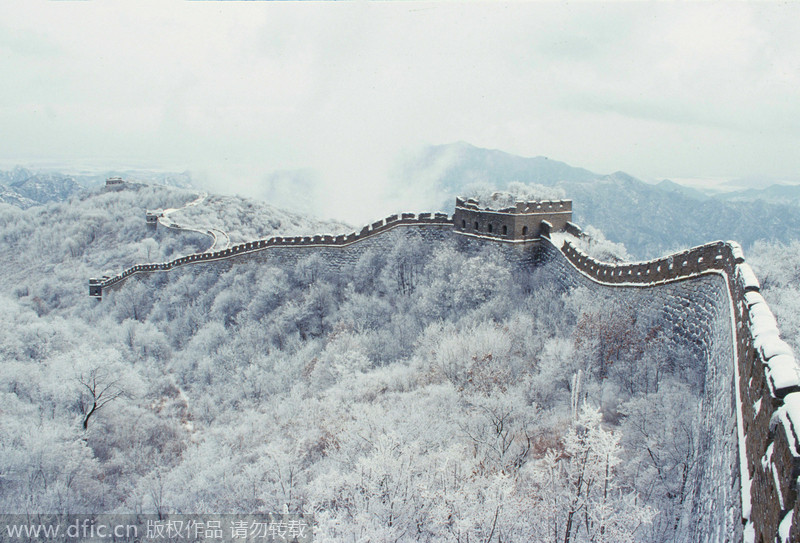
[89, 278, 103, 297]
[146, 211, 160, 230]
[452, 196, 573, 241]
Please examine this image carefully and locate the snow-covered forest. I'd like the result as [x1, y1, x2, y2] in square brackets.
[0, 182, 751, 542]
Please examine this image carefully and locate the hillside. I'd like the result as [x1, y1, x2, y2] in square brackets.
[8, 151, 800, 261]
[0, 167, 83, 208]
[717, 183, 800, 206]
[0, 167, 196, 209]
[0, 184, 347, 313]
[394, 143, 800, 258]
[0, 182, 727, 542]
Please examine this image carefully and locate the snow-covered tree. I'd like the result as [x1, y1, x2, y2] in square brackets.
[529, 406, 655, 543]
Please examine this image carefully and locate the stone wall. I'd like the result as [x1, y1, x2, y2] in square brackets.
[88, 209, 800, 542]
[453, 198, 572, 240]
[536, 238, 741, 541]
[145, 211, 160, 230]
[90, 212, 453, 297]
[550, 233, 800, 543]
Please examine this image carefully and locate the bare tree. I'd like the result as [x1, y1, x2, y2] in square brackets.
[77, 368, 126, 430]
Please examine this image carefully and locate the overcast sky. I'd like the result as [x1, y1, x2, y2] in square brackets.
[2, 2, 800, 220]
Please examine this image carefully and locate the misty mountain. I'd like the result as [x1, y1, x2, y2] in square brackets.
[403, 142, 800, 258]
[0, 166, 38, 186]
[0, 184, 36, 208]
[9, 173, 82, 204]
[0, 168, 83, 208]
[719, 174, 800, 192]
[399, 141, 597, 194]
[654, 179, 710, 201]
[0, 167, 197, 209]
[565, 173, 800, 258]
[715, 183, 800, 206]
[257, 168, 321, 218]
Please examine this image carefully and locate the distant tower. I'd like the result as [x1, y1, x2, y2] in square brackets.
[89, 278, 103, 298]
[146, 211, 160, 230]
[452, 196, 572, 241]
[105, 177, 124, 188]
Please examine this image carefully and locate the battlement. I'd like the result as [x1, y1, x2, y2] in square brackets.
[551, 233, 800, 542]
[86, 192, 800, 540]
[88, 210, 453, 297]
[453, 196, 572, 241]
[90, 197, 574, 298]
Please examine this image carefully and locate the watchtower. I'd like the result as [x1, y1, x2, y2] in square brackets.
[89, 278, 103, 298]
[146, 211, 160, 230]
[105, 177, 124, 187]
[452, 196, 573, 241]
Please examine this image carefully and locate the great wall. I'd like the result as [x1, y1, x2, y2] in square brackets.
[90, 182, 800, 543]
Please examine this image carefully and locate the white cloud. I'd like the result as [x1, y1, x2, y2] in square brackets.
[1, 1, 800, 221]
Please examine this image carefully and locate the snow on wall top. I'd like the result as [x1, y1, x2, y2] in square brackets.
[551, 230, 800, 543]
[87, 193, 800, 543]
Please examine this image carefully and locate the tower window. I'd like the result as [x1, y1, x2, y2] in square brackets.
[461, 219, 466, 229]
[474, 221, 479, 230]
[522, 226, 528, 236]
[488, 223, 493, 233]
[502, 225, 507, 236]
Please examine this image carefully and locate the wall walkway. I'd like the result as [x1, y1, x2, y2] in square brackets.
[89, 213, 452, 296]
[89, 212, 800, 542]
[545, 228, 800, 543]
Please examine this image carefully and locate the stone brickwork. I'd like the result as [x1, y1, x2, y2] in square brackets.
[88, 196, 800, 543]
[536, 238, 741, 541]
[548, 231, 800, 543]
[89, 212, 454, 297]
[453, 197, 572, 241]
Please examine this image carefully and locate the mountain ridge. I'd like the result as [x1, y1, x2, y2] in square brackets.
[397, 142, 800, 258]
[0, 167, 197, 209]
[6, 144, 800, 259]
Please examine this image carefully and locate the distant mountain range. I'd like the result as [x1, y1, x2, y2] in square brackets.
[715, 183, 800, 206]
[5, 146, 800, 259]
[0, 167, 195, 209]
[395, 142, 800, 258]
[402, 141, 599, 190]
[0, 167, 81, 208]
[654, 179, 711, 201]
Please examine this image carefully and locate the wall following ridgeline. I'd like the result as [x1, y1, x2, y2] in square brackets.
[545, 230, 800, 543]
[537, 236, 741, 541]
[88, 199, 800, 542]
[89, 212, 453, 297]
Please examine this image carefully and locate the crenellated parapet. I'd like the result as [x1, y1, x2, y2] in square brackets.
[87, 191, 800, 541]
[554, 232, 800, 542]
[453, 196, 572, 241]
[559, 238, 736, 284]
[91, 197, 569, 298]
[89, 211, 452, 298]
